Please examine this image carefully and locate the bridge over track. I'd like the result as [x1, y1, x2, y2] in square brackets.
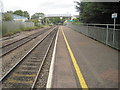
[45, 14, 72, 18]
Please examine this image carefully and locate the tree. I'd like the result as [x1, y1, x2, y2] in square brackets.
[46, 17, 69, 25]
[7, 11, 13, 14]
[31, 13, 45, 25]
[23, 11, 30, 19]
[75, 1, 120, 24]
[31, 13, 45, 19]
[13, 10, 23, 16]
[3, 13, 13, 21]
[31, 19, 39, 26]
[13, 10, 30, 19]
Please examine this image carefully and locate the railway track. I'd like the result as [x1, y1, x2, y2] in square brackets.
[0, 26, 55, 57]
[1, 26, 58, 89]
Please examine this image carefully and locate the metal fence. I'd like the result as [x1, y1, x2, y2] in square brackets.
[2, 21, 34, 35]
[67, 23, 120, 50]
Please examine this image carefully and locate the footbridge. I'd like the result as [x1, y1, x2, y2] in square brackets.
[45, 14, 72, 18]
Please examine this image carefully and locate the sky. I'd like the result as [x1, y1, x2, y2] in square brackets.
[2, 0, 80, 16]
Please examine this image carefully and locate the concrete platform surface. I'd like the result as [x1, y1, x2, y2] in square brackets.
[52, 27, 78, 88]
[51, 26, 119, 88]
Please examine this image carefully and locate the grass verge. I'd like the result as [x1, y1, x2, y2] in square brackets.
[2, 25, 50, 37]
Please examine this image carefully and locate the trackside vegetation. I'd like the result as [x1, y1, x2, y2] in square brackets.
[2, 10, 50, 37]
[2, 25, 48, 37]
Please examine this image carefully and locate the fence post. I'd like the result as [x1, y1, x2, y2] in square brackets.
[87, 24, 88, 36]
[106, 24, 109, 44]
[113, 24, 115, 47]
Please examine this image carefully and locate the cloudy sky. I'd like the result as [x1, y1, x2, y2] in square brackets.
[2, 0, 81, 16]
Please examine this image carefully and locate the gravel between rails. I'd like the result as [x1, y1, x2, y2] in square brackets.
[1, 27, 53, 56]
[2, 28, 53, 76]
[2, 28, 57, 88]
[34, 31, 56, 89]
[2, 26, 51, 46]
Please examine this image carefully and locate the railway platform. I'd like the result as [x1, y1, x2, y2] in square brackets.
[48, 26, 119, 88]
[1, 25, 119, 89]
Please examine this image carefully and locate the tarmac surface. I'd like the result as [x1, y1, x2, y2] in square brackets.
[52, 26, 119, 88]
[52, 27, 78, 88]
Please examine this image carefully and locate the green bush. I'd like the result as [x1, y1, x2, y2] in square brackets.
[24, 26, 37, 31]
[72, 18, 81, 25]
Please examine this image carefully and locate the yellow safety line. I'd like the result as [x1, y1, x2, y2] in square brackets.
[61, 26, 88, 89]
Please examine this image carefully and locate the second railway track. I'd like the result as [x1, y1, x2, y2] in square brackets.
[0, 26, 56, 57]
[1, 26, 58, 89]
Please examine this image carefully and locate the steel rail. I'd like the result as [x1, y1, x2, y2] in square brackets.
[0, 27, 55, 57]
[0, 26, 57, 82]
[0, 27, 51, 48]
[31, 28, 57, 90]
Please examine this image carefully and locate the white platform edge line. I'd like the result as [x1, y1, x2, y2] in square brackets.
[46, 27, 60, 89]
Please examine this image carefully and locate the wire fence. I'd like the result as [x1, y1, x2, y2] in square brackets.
[67, 23, 120, 50]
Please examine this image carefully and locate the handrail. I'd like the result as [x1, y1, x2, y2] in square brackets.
[81, 23, 120, 26]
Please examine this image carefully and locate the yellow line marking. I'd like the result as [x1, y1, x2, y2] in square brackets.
[7, 78, 33, 84]
[61, 26, 88, 89]
[13, 73, 36, 77]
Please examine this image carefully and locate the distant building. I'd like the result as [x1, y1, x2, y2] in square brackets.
[12, 14, 28, 22]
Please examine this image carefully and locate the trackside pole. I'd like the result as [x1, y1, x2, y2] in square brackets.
[112, 13, 117, 46]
